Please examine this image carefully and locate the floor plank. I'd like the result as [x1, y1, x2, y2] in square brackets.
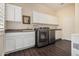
[5, 40, 71, 56]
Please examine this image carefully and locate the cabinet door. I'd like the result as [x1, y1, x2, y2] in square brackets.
[0, 3, 5, 29]
[14, 6, 22, 22]
[16, 35, 23, 49]
[24, 38, 35, 48]
[23, 32, 35, 48]
[52, 16, 58, 25]
[0, 31, 4, 55]
[0, 3, 5, 17]
[5, 4, 15, 21]
[5, 37, 16, 52]
[38, 12, 48, 24]
[49, 30, 55, 44]
[33, 11, 48, 24]
[46, 15, 52, 24]
[48, 16, 58, 25]
[32, 11, 40, 23]
[33, 11, 58, 25]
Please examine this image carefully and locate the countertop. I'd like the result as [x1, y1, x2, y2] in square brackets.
[5, 29, 35, 33]
[5, 29, 62, 33]
[49, 29, 62, 31]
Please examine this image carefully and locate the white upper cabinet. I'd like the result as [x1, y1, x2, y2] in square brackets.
[48, 16, 58, 25]
[14, 6, 22, 22]
[5, 4, 22, 22]
[5, 4, 14, 21]
[32, 11, 40, 23]
[32, 11, 47, 24]
[32, 11, 58, 25]
[0, 3, 5, 29]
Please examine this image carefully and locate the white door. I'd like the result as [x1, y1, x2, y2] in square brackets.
[5, 4, 15, 21]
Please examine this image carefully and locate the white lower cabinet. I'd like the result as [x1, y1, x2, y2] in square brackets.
[16, 36, 23, 49]
[5, 37, 16, 52]
[0, 31, 4, 56]
[71, 34, 79, 56]
[23, 38, 35, 48]
[23, 32, 35, 48]
[5, 32, 35, 53]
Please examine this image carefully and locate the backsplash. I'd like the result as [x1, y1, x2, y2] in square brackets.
[33, 23, 59, 29]
[5, 21, 33, 29]
[5, 21, 59, 30]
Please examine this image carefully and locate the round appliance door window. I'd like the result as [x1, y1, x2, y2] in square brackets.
[39, 32, 46, 42]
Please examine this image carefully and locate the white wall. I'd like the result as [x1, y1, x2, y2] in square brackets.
[75, 3, 79, 33]
[57, 4, 75, 40]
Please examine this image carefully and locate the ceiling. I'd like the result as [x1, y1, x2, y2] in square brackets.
[12, 3, 74, 11]
[35, 3, 74, 11]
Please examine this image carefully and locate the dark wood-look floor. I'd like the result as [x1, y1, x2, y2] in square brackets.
[5, 40, 71, 56]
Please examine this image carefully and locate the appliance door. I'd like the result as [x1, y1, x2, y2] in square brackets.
[39, 30, 49, 42]
[36, 29, 49, 47]
[49, 30, 55, 44]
